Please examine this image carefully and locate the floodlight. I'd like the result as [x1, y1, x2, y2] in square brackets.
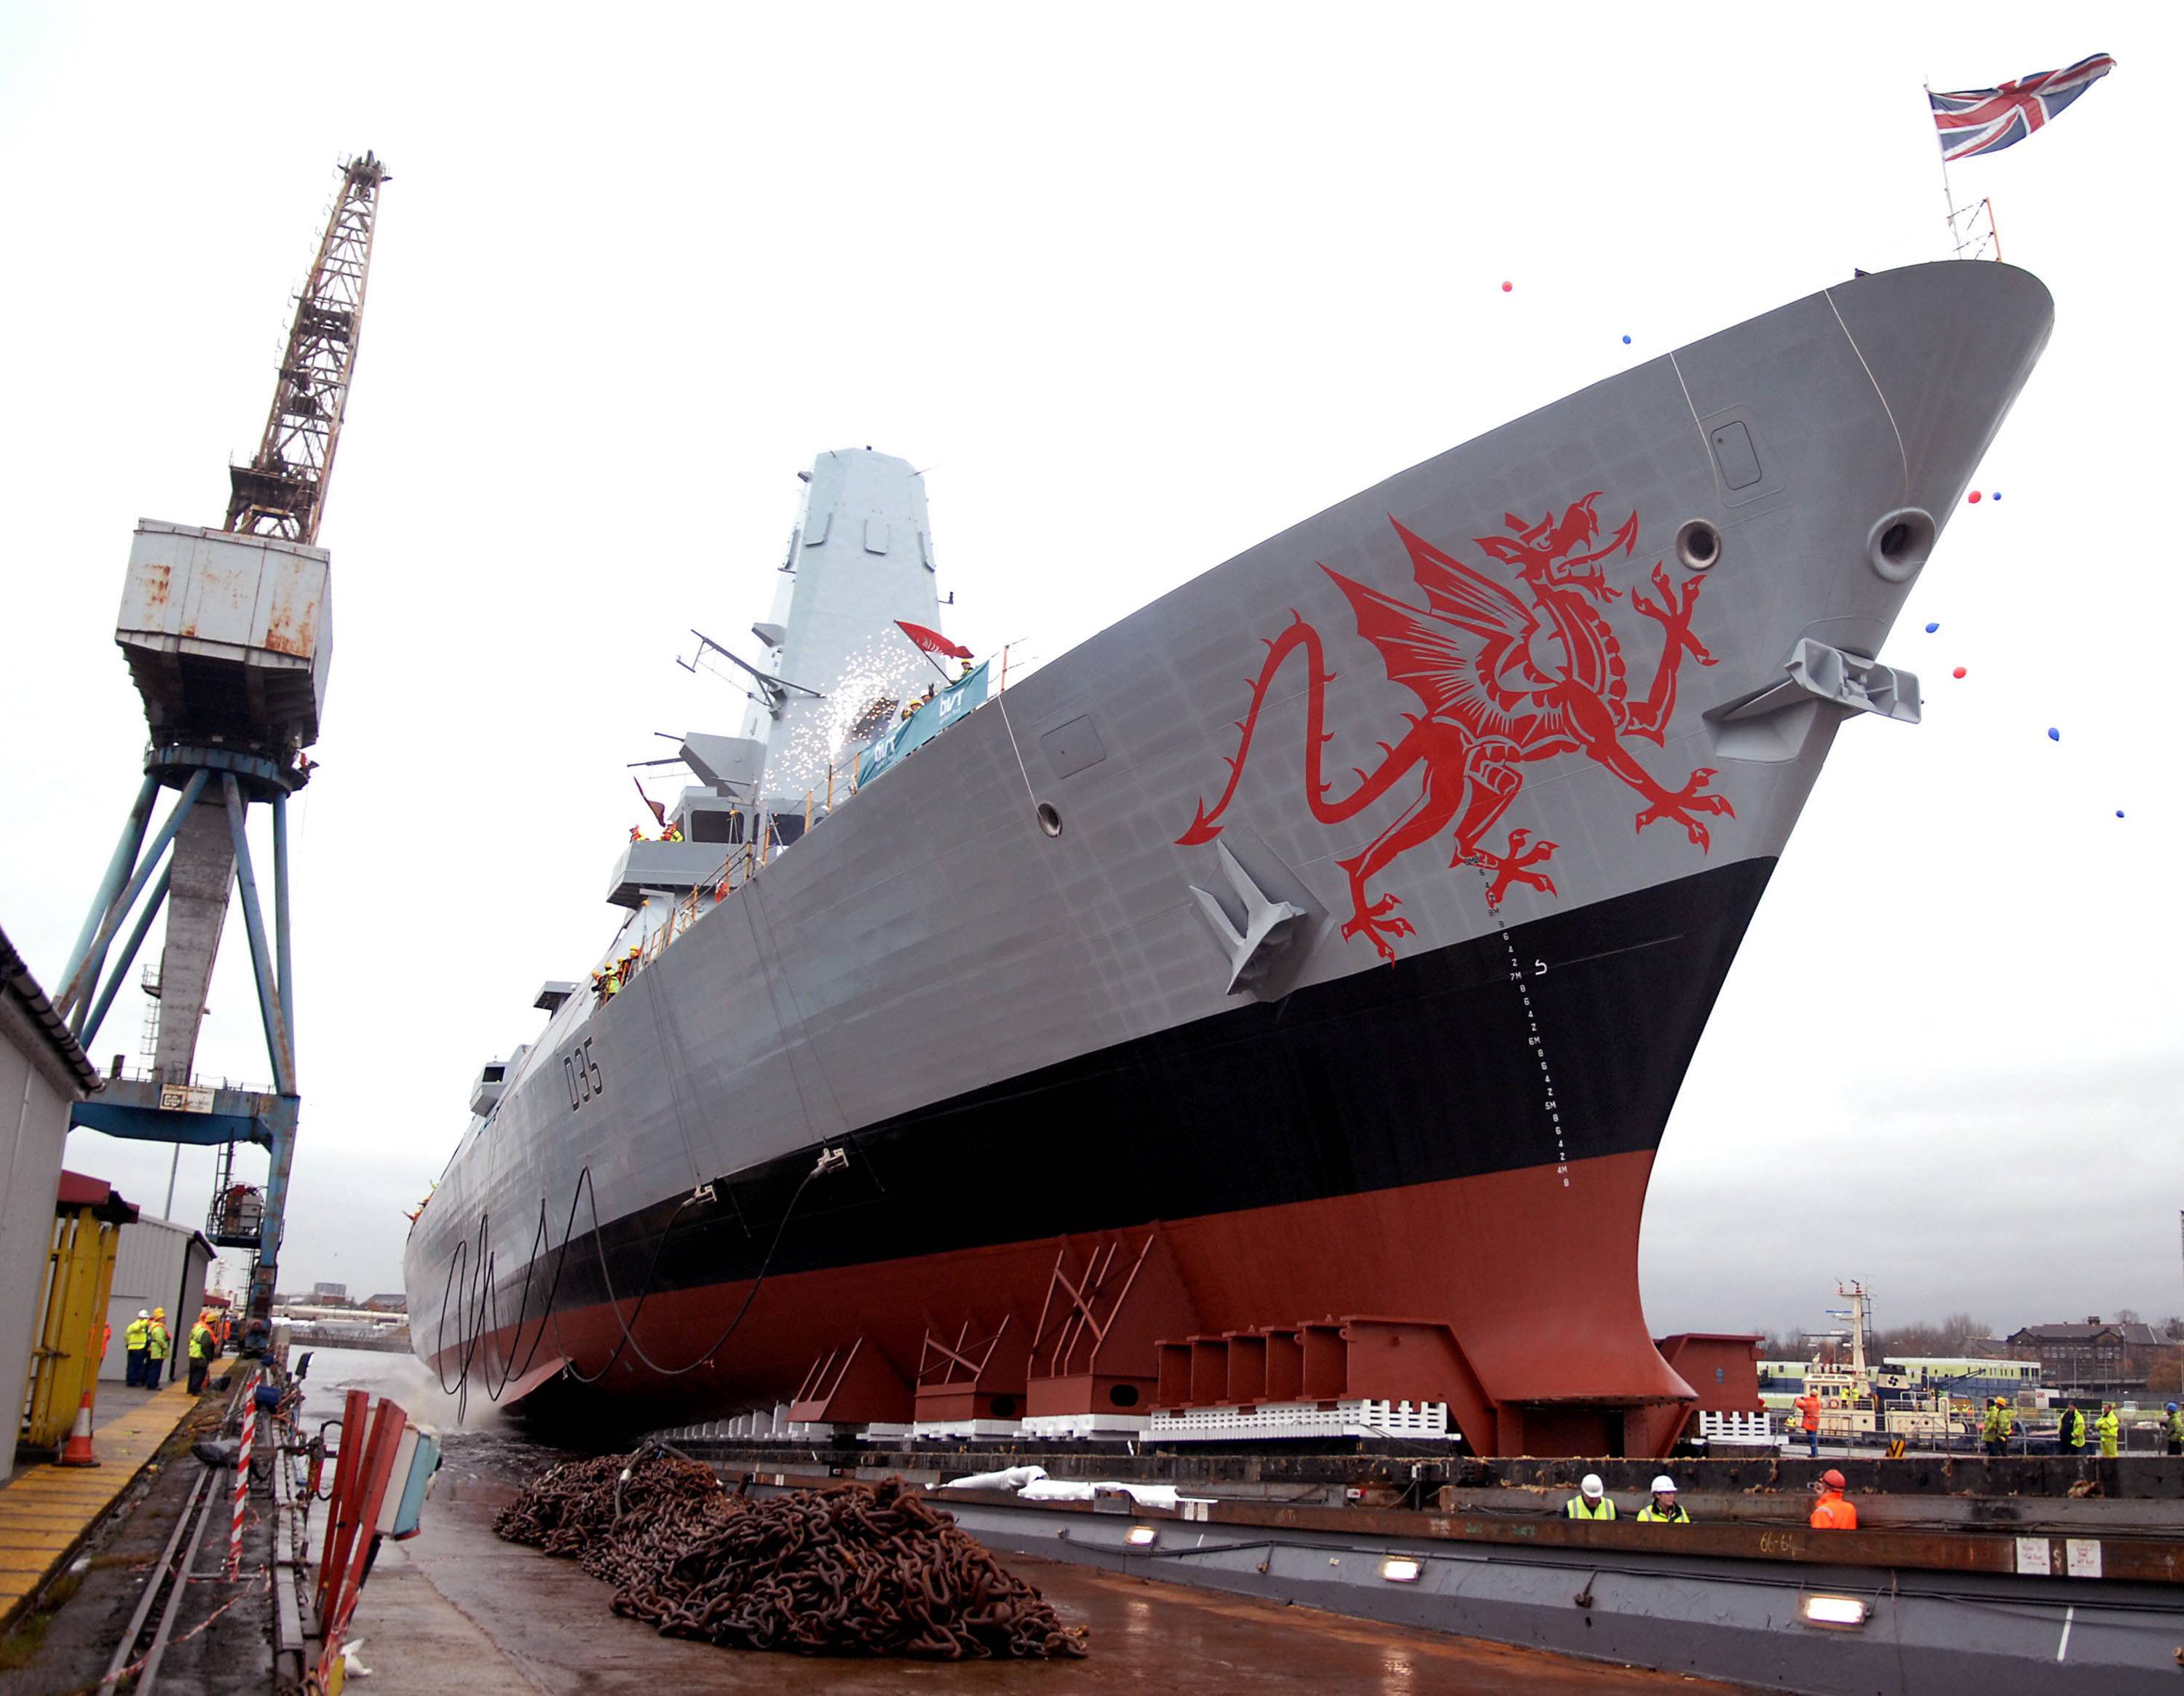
[1800, 1594, 1869, 1628]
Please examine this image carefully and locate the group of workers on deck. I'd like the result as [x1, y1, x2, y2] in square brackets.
[1556, 1392, 2184, 1539]
[898, 657, 979, 722]
[121, 1307, 225, 1393]
[1562, 1475, 1698, 1524]
[1564, 1471, 1858, 1530]
[590, 943, 644, 1004]
[2043, 1398, 2175, 1457]
[629, 821, 685, 843]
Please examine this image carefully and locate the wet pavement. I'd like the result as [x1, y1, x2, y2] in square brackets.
[355, 1489, 1752, 1692]
[309, 1349, 1750, 1695]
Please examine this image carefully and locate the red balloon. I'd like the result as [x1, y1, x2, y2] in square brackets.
[1952, 666, 1967, 678]
[1501, 281, 1513, 293]
[1967, 491, 1982, 504]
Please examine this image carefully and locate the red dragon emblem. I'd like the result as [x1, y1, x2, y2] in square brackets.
[1177, 495, 1730, 960]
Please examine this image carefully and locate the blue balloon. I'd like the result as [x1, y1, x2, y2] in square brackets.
[1992, 491, 2002, 501]
[2047, 727, 2061, 742]
[1621, 334, 1632, 344]
[1924, 621, 1939, 633]
[2116, 809, 2126, 818]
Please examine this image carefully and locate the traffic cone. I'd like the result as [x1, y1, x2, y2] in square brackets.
[58, 1388, 100, 1467]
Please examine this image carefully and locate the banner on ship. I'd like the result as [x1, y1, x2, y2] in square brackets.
[856, 662, 989, 788]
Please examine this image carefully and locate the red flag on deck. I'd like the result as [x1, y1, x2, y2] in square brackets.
[895, 620, 973, 662]
[632, 777, 667, 829]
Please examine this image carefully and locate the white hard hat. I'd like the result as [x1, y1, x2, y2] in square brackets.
[1580, 1473, 1605, 1498]
[1651, 1475, 1677, 1494]
[138, 1309, 149, 1318]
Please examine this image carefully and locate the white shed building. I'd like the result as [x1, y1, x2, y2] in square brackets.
[102, 1217, 216, 1385]
[1, 924, 105, 1481]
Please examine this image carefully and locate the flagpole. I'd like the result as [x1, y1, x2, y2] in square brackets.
[1927, 81, 1961, 257]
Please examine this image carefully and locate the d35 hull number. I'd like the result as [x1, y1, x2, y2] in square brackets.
[563, 1038, 605, 1111]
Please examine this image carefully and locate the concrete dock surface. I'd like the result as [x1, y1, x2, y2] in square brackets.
[349, 1485, 1751, 1694]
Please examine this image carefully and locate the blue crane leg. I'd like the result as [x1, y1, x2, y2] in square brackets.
[62, 769, 209, 1024]
[77, 862, 174, 1055]
[58, 773, 160, 999]
[272, 791, 293, 1055]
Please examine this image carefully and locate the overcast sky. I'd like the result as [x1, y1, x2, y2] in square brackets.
[2, 6, 2175, 1344]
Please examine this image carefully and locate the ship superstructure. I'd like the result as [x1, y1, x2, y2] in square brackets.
[408, 261, 2052, 1457]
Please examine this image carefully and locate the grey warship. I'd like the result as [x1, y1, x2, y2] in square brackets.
[405, 261, 2051, 1457]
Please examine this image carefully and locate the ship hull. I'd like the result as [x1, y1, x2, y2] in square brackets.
[422, 855, 1770, 1433]
[407, 261, 2053, 1454]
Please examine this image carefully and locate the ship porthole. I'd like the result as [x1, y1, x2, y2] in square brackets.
[1109, 1384, 1140, 1408]
[1674, 519, 1720, 571]
[1867, 507, 1936, 583]
[1036, 801, 1064, 838]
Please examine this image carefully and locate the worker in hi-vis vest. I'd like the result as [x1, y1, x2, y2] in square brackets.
[146, 1308, 170, 1384]
[1793, 1391, 1820, 1458]
[1809, 1469, 1857, 1530]
[188, 1315, 217, 1394]
[1637, 1477, 1690, 1523]
[124, 1310, 151, 1387]
[1564, 1474, 1615, 1521]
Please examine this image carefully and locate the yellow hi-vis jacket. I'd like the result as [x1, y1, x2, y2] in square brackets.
[190, 1323, 214, 1360]
[124, 1317, 149, 1351]
[146, 1322, 170, 1359]
[1564, 1496, 1615, 1521]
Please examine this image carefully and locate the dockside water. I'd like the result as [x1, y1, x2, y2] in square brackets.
[300, 1347, 1746, 1692]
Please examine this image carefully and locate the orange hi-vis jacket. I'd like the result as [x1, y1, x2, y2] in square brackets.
[1795, 1394, 1820, 1432]
[1809, 1490, 1858, 1530]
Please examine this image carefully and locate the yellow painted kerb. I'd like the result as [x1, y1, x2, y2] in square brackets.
[0, 1382, 199, 1625]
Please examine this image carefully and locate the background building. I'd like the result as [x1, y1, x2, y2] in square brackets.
[2007, 1320, 2164, 1396]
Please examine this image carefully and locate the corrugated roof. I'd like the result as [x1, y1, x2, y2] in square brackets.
[0, 922, 103, 1094]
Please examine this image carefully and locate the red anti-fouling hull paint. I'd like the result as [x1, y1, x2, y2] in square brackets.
[430, 1148, 1684, 1454]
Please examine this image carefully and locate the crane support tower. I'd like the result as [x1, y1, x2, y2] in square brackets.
[54, 153, 389, 1354]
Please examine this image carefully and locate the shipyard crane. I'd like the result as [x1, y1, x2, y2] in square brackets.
[55, 153, 390, 1354]
[224, 152, 387, 543]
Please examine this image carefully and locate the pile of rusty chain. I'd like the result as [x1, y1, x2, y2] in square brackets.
[496, 1452, 1088, 1660]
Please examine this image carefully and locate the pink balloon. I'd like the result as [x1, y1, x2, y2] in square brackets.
[1501, 281, 1513, 293]
[1967, 491, 1982, 504]
[1952, 666, 1967, 679]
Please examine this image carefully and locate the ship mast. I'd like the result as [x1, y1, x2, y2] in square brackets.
[223, 152, 389, 544]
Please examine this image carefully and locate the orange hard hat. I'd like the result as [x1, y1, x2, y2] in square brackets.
[1821, 1469, 1846, 1489]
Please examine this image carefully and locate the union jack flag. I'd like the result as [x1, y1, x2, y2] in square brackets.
[1930, 53, 2116, 162]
